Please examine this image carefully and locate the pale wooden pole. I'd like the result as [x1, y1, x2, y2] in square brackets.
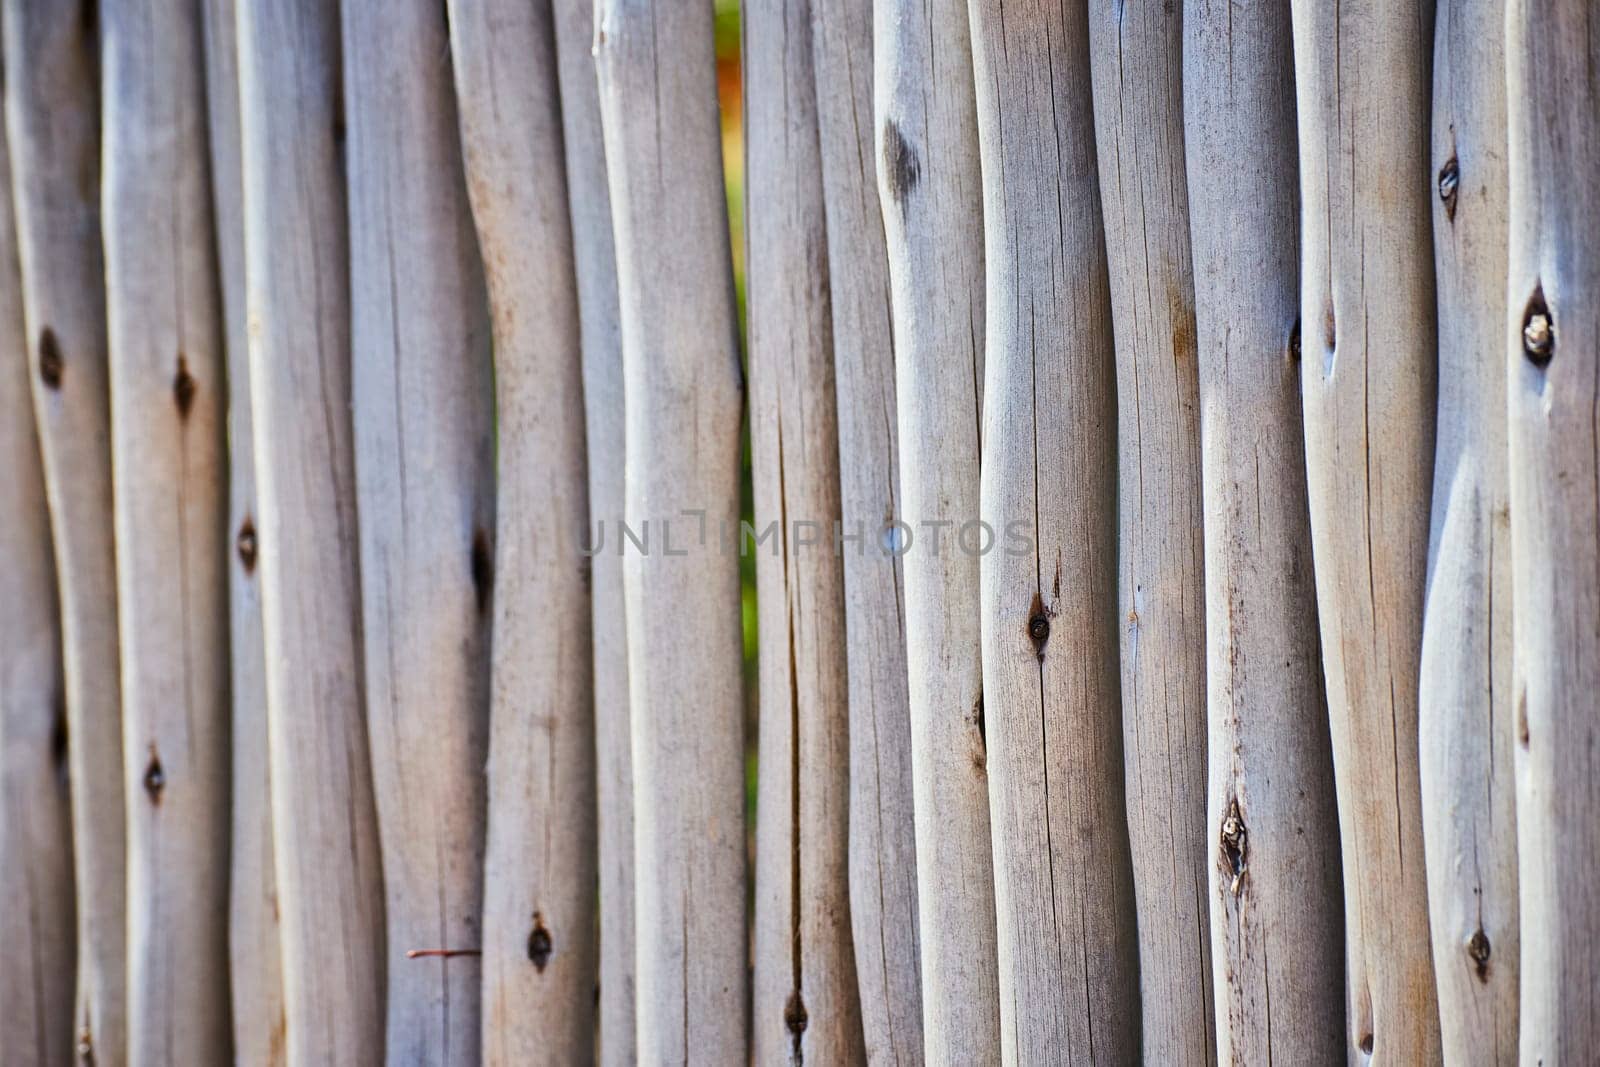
[551, 2, 634, 1062]
[0, 93, 76, 1067]
[1086, 2, 1213, 1061]
[0, 4, 127, 1059]
[1288, 0, 1443, 1059]
[448, 1, 598, 1062]
[1419, 0, 1517, 1058]
[1184, 1, 1347, 1061]
[593, 2, 748, 1059]
[967, 3, 1139, 1061]
[341, 2, 495, 1060]
[745, 1, 863, 1061]
[101, 1, 231, 1059]
[200, 0, 284, 1060]
[808, 1, 924, 1059]
[1506, 0, 1600, 1058]
[236, 1, 386, 1060]
[874, 2, 999, 1061]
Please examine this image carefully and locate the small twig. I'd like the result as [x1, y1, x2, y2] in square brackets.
[405, 948, 482, 960]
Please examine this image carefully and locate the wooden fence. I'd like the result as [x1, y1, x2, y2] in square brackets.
[0, 0, 1593, 1063]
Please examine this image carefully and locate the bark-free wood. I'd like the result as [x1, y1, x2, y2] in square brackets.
[593, 3, 748, 1060]
[1505, 0, 1600, 1059]
[550, 2, 634, 1062]
[1184, 2, 1347, 1061]
[873, 4, 999, 1061]
[1086, 3, 1213, 1061]
[448, 2, 597, 1062]
[968, 4, 1139, 1061]
[1289, 0, 1442, 1059]
[1420, 1, 1517, 1059]
[201, 0, 285, 1059]
[1, 4, 127, 1059]
[0, 99, 75, 1067]
[236, 1, 386, 1060]
[101, 2, 231, 1059]
[808, 1, 924, 1059]
[342, 3, 494, 1061]
[745, 2, 863, 1061]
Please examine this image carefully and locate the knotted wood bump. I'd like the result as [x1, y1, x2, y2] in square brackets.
[527, 912, 553, 972]
[38, 327, 63, 389]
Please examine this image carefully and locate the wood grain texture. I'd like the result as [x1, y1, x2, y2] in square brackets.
[808, 0, 924, 1060]
[0, 91, 76, 1067]
[593, 2, 748, 1060]
[0, 3, 127, 1059]
[342, 2, 495, 1060]
[1184, 2, 1347, 1061]
[550, 2, 634, 1062]
[1420, 0, 1518, 1059]
[745, 1, 864, 1061]
[873, 3, 1000, 1061]
[200, 0, 285, 1060]
[968, 2, 1139, 1061]
[1505, 0, 1600, 1059]
[447, 1, 598, 1061]
[1085, 2, 1213, 1061]
[1288, 0, 1443, 1059]
[236, 1, 386, 1060]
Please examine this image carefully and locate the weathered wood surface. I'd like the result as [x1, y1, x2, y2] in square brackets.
[1, 3, 127, 1059]
[343, 2, 495, 1060]
[873, 3, 999, 1061]
[1289, 0, 1442, 1059]
[236, 0, 386, 1060]
[1420, 0, 1518, 1059]
[101, 0, 231, 1059]
[1506, 0, 1600, 1060]
[0, 95, 76, 1067]
[550, 1, 634, 1062]
[1086, 2, 1213, 1061]
[448, 0, 597, 1061]
[746, 1, 863, 1061]
[593, 2, 749, 1059]
[808, 0, 924, 1059]
[969, 2, 1138, 1061]
[1184, 2, 1347, 1061]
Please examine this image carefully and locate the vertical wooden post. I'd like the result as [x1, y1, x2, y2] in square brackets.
[808, 0, 924, 1058]
[0, 4, 127, 1059]
[448, 1, 598, 1062]
[593, 3, 748, 1060]
[874, 3, 1000, 1061]
[236, 1, 386, 1060]
[1289, 0, 1442, 1059]
[1184, 1, 1347, 1061]
[1086, 2, 1214, 1061]
[1505, 0, 1600, 1059]
[550, 2, 634, 1061]
[0, 93, 76, 1067]
[745, 1, 863, 1061]
[101, 1, 231, 1059]
[1420, 0, 1518, 1058]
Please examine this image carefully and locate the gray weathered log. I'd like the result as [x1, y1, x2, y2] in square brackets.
[1184, 1, 1347, 1061]
[746, 1, 864, 1061]
[808, 0, 924, 1059]
[593, 2, 748, 1060]
[1420, 0, 1518, 1059]
[236, 0, 387, 1059]
[1288, 0, 1443, 1058]
[968, 2, 1139, 1061]
[1, 3, 127, 1059]
[448, 0, 597, 1061]
[1505, 0, 1600, 1059]
[1086, 2, 1214, 1061]
[873, 3, 1000, 1061]
[0, 88, 76, 1067]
